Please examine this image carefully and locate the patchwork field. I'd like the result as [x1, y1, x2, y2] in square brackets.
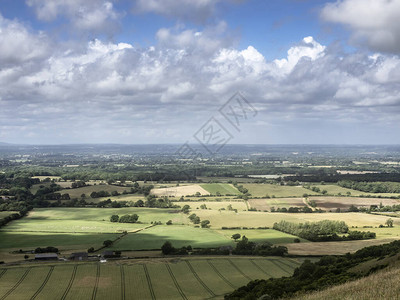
[60, 185, 131, 199]
[243, 184, 319, 198]
[0, 258, 305, 300]
[151, 185, 210, 197]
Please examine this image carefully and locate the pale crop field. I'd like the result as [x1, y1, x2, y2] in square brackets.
[194, 210, 398, 228]
[200, 183, 240, 195]
[151, 184, 210, 197]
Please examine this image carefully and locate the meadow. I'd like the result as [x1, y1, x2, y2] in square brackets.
[176, 201, 248, 211]
[0, 258, 305, 300]
[243, 184, 318, 198]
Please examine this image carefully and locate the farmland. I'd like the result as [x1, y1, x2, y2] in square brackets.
[0, 258, 305, 300]
[200, 183, 240, 195]
[243, 184, 319, 198]
[151, 185, 210, 197]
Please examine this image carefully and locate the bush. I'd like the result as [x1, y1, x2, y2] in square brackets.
[294, 238, 301, 243]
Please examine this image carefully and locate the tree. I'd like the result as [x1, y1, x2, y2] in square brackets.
[232, 233, 241, 242]
[161, 241, 174, 255]
[103, 240, 113, 247]
[166, 220, 172, 225]
[119, 214, 139, 223]
[201, 220, 210, 228]
[386, 218, 394, 228]
[110, 215, 119, 222]
[181, 205, 191, 214]
[88, 247, 95, 253]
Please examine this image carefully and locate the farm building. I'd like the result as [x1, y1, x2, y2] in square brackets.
[35, 253, 58, 260]
[69, 252, 88, 261]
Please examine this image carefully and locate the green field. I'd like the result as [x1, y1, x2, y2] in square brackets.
[243, 184, 319, 198]
[2, 208, 189, 234]
[0, 258, 304, 299]
[216, 229, 309, 244]
[112, 225, 234, 250]
[200, 183, 240, 195]
[60, 185, 131, 199]
[312, 184, 400, 198]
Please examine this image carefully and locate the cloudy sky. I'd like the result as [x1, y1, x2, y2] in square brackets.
[1, 0, 400, 145]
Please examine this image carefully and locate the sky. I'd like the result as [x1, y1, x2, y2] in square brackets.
[0, 0, 400, 145]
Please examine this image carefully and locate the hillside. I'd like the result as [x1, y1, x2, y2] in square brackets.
[291, 265, 400, 300]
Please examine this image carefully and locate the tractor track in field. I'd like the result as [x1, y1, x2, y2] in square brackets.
[61, 265, 77, 300]
[0, 267, 31, 300]
[227, 259, 252, 281]
[274, 259, 296, 274]
[250, 259, 272, 277]
[206, 260, 236, 289]
[91, 264, 100, 300]
[185, 261, 215, 297]
[120, 265, 126, 300]
[143, 265, 156, 300]
[270, 260, 292, 276]
[30, 266, 54, 300]
[165, 264, 187, 300]
[0, 270, 7, 280]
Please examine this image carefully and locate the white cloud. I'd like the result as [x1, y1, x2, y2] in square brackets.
[1, 11, 400, 144]
[0, 14, 49, 67]
[26, 0, 120, 34]
[321, 0, 400, 53]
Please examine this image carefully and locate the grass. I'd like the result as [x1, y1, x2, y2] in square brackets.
[312, 184, 400, 198]
[0, 258, 304, 300]
[243, 184, 319, 198]
[111, 225, 234, 250]
[200, 183, 240, 195]
[3, 208, 189, 233]
[216, 229, 309, 244]
[0, 232, 119, 251]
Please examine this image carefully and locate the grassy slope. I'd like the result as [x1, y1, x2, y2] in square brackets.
[292, 265, 400, 300]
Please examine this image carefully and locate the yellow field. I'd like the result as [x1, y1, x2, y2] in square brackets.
[151, 185, 210, 197]
[243, 184, 318, 198]
[194, 210, 400, 229]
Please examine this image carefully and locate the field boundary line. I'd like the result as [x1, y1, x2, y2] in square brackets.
[226, 259, 252, 281]
[61, 265, 77, 300]
[277, 258, 298, 271]
[30, 266, 54, 300]
[120, 265, 125, 300]
[250, 260, 272, 277]
[0, 267, 31, 300]
[91, 264, 100, 300]
[165, 264, 187, 300]
[143, 265, 156, 300]
[206, 260, 236, 289]
[0, 270, 7, 280]
[269, 260, 292, 276]
[185, 261, 215, 297]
